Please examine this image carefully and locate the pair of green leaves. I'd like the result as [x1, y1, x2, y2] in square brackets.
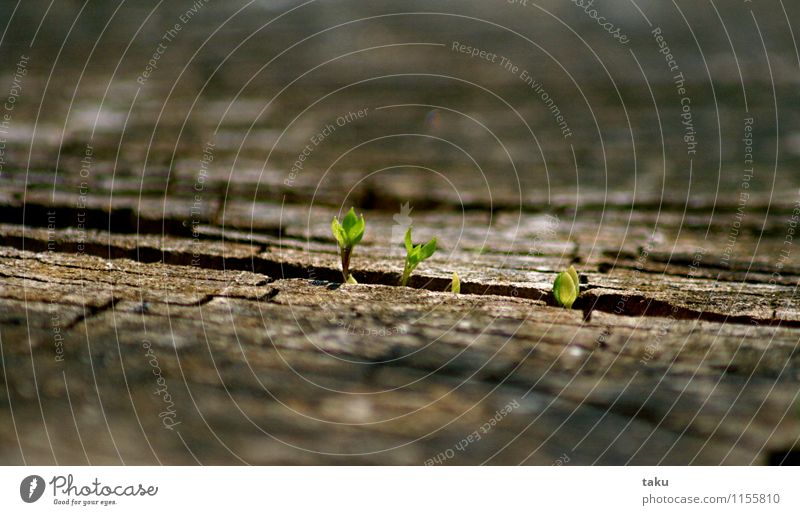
[331, 207, 365, 251]
[553, 265, 580, 309]
[400, 227, 436, 287]
[331, 207, 365, 282]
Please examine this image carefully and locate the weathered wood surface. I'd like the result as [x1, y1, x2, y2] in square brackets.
[1, 0, 800, 465]
[2, 203, 800, 465]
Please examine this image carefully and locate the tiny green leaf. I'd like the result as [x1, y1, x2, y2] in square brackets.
[404, 226, 413, 253]
[419, 238, 437, 261]
[567, 265, 580, 295]
[553, 271, 578, 309]
[341, 207, 358, 232]
[341, 207, 365, 246]
[331, 218, 346, 248]
[450, 271, 461, 294]
[346, 274, 358, 284]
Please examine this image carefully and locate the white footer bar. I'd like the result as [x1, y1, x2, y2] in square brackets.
[1, 467, 796, 514]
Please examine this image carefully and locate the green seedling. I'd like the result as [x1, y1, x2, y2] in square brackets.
[448, 271, 461, 294]
[331, 207, 366, 283]
[400, 227, 437, 287]
[553, 265, 580, 309]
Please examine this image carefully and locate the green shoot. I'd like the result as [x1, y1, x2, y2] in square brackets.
[553, 265, 580, 309]
[448, 272, 460, 294]
[331, 207, 365, 283]
[400, 227, 436, 287]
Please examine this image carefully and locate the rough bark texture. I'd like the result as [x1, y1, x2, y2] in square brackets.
[2, 198, 799, 465]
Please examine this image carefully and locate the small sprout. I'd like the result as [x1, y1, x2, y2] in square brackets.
[346, 274, 358, 284]
[400, 227, 437, 287]
[448, 271, 461, 294]
[553, 265, 580, 309]
[331, 207, 366, 283]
